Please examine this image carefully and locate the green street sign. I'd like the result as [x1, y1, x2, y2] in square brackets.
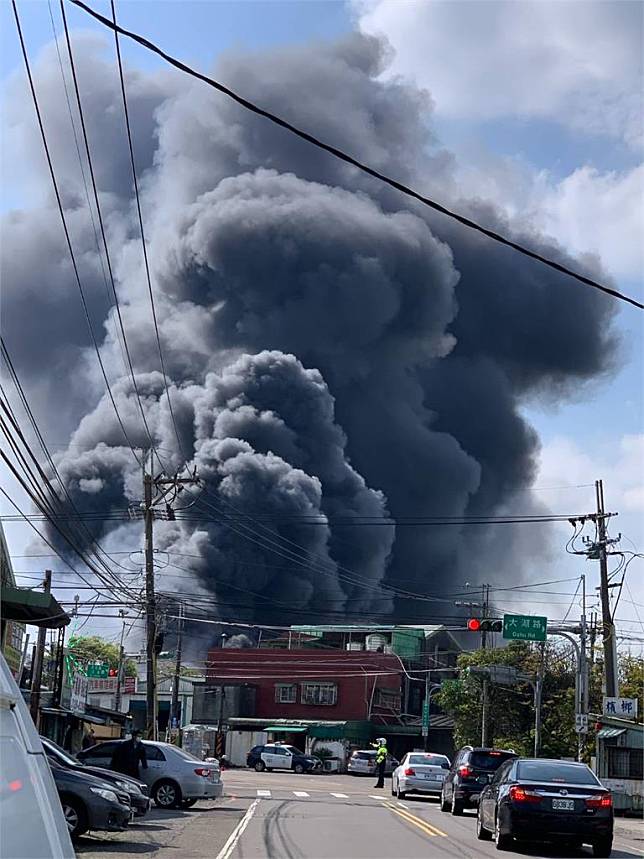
[86, 662, 109, 678]
[503, 614, 547, 642]
[421, 700, 430, 735]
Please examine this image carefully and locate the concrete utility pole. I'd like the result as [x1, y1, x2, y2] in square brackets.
[29, 570, 51, 727]
[142, 454, 200, 740]
[533, 643, 545, 757]
[114, 609, 128, 714]
[595, 480, 619, 698]
[169, 602, 183, 733]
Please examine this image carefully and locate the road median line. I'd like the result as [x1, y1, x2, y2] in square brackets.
[216, 797, 260, 859]
[383, 801, 447, 838]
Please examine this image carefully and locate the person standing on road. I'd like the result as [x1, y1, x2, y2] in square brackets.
[111, 729, 148, 779]
[372, 738, 388, 789]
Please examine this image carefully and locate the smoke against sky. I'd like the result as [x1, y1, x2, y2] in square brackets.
[1, 31, 619, 623]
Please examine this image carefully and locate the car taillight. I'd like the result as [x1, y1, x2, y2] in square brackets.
[194, 768, 211, 777]
[509, 786, 541, 804]
[458, 765, 474, 778]
[586, 794, 612, 809]
[404, 767, 416, 776]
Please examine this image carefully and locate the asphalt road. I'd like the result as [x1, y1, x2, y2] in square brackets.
[75, 769, 644, 859]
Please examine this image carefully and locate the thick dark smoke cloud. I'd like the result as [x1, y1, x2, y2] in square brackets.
[1, 31, 618, 625]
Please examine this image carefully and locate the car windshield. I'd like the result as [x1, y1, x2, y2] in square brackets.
[470, 751, 516, 771]
[353, 752, 375, 760]
[43, 738, 79, 767]
[280, 746, 301, 755]
[408, 754, 449, 767]
[517, 761, 600, 785]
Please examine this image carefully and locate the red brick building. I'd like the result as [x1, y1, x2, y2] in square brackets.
[205, 647, 402, 723]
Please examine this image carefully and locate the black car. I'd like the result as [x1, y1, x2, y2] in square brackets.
[41, 736, 150, 817]
[246, 743, 320, 774]
[49, 761, 131, 840]
[441, 746, 518, 814]
[476, 757, 613, 857]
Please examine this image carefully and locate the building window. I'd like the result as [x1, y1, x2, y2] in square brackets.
[301, 682, 337, 706]
[373, 688, 400, 710]
[607, 747, 643, 780]
[275, 683, 297, 704]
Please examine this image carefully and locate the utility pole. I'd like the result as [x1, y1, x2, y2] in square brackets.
[533, 643, 545, 757]
[114, 609, 128, 714]
[595, 480, 619, 698]
[141, 453, 200, 740]
[29, 570, 51, 727]
[169, 602, 183, 735]
[144, 467, 157, 740]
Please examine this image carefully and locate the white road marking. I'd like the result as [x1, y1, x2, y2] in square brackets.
[256, 789, 271, 797]
[293, 791, 309, 797]
[396, 802, 409, 809]
[330, 793, 348, 798]
[369, 795, 387, 800]
[216, 798, 260, 859]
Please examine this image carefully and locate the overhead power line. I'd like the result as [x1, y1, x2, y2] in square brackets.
[10, 0, 142, 467]
[71, 0, 642, 311]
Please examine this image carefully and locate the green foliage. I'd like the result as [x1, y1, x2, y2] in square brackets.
[311, 745, 334, 761]
[68, 635, 137, 677]
[438, 643, 643, 762]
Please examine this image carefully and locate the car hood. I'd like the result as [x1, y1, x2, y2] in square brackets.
[51, 764, 122, 793]
[76, 764, 145, 792]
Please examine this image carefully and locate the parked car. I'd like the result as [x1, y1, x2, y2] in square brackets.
[0, 652, 75, 859]
[476, 757, 614, 857]
[41, 736, 150, 817]
[246, 743, 321, 774]
[347, 749, 400, 776]
[441, 745, 518, 814]
[77, 739, 223, 809]
[49, 760, 131, 840]
[391, 752, 451, 799]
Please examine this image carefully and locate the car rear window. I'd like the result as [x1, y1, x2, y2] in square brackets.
[469, 751, 516, 770]
[409, 754, 449, 767]
[353, 752, 375, 760]
[517, 761, 600, 785]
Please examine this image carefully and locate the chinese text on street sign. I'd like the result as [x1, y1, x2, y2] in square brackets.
[86, 662, 109, 678]
[70, 673, 88, 714]
[421, 700, 429, 736]
[603, 697, 638, 719]
[503, 614, 547, 642]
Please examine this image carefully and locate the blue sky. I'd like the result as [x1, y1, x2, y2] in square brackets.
[1, 0, 642, 640]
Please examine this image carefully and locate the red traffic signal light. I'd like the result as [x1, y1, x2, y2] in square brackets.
[467, 618, 481, 631]
[467, 618, 502, 632]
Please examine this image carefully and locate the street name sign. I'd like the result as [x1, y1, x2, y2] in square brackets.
[503, 614, 547, 642]
[421, 700, 429, 737]
[86, 662, 109, 678]
[575, 713, 589, 734]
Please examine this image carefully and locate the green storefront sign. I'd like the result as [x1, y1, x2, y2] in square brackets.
[421, 700, 430, 736]
[86, 662, 109, 678]
[503, 614, 547, 642]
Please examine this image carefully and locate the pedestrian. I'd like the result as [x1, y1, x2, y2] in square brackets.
[82, 726, 96, 750]
[372, 737, 388, 789]
[110, 729, 148, 779]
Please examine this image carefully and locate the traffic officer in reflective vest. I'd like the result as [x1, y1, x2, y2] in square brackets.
[372, 737, 388, 788]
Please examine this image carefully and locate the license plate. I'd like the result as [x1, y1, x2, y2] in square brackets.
[552, 799, 574, 811]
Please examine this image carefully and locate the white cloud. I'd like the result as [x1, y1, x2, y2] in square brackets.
[455, 158, 644, 284]
[354, 0, 643, 148]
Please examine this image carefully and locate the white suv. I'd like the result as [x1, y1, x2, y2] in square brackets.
[77, 740, 223, 809]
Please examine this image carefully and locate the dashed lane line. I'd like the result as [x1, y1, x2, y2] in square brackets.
[256, 789, 271, 797]
[369, 794, 388, 800]
[330, 793, 348, 798]
[293, 791, 310, 798]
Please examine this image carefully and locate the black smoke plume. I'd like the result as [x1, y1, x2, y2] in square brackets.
[1, 33, 617, 626]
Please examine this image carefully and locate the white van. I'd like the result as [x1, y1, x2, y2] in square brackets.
[0, 651, 75, 858]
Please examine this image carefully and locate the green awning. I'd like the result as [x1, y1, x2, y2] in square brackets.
[265, 725, 308, 733]
[597, 728, 626, 739]
[1, 584, 70, 628]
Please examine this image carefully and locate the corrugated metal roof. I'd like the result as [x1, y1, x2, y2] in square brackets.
[597, 727, 626, 739]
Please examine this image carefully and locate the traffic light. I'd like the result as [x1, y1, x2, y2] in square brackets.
[467, 618, 502, 632]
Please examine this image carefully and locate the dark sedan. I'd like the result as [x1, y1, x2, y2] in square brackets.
[49, 761, 131, 840]
[41, 737, 150, 817]
[477, 757, 613, 857]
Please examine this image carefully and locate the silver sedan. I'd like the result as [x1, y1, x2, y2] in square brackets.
[391, 752, 451, 800]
